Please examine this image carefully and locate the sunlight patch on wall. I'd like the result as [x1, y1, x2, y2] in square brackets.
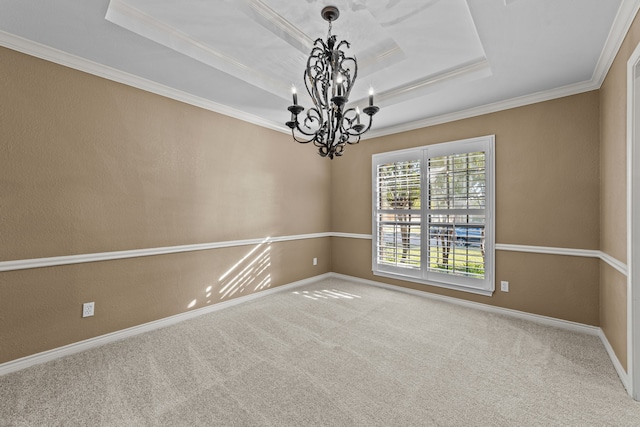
[219, 242, 272, 300]
[185, 239, 273, 309]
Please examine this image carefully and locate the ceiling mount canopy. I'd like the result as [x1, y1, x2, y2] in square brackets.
[320, 5, 339, 22]
[286, 5, 379, 159]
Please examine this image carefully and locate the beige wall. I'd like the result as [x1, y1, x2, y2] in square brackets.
[331, 92, 601, 325]
[600, 264, 628, 369]
[0, 47, 331, 364]
[3, 7, 640, 368]
[332, 238, 599, 325]
[599, 11, 640, 371]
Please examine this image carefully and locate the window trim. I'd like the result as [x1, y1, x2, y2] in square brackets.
[371, 135, 495, 296]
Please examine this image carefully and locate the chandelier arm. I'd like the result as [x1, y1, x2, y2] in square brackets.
[333, 142, 347, 157]
[336, 106, 375, 144]
[287, 107, 324, 141]
[303, 53, 326, 109]
[285, 6, 379, 159]
[348, 114, 374, 136]
[335, 39, 350, 51]
[292, 124, 319, 139]
[290, 130, 316, 144]
[345, 135, 362, 146]
[306, 108, 326, 136]
[306, 38, 330, 110]
[304, 67, 320, 111]
[340, 107, 365, 134]
[292, 112, 323, 138]
[316, 139, 332, 158]
[291, 112, 324, 145]
[313, 137, 329, 151]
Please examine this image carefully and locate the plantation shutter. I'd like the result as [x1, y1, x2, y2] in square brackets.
[372, 136, 494, 295]
[373, 152, 422, 278]
[425, 145, 489, 291]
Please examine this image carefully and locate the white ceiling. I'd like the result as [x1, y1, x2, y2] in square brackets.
[0, 0, 637, 138]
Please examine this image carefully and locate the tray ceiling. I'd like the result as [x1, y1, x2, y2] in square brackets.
[0, 0, 634, 137]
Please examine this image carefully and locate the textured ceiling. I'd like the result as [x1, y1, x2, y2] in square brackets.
[0, 0, 636, 137]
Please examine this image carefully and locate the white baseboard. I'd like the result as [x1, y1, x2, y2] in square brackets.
[598, 329, 631, 392]
[330, 273, 599, 335]
[1, 270, 629, 394]
[330, 273, 631, 390]
[0, 273, 331, 377]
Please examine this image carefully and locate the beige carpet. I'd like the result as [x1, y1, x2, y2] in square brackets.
[1, 277, 639, 426]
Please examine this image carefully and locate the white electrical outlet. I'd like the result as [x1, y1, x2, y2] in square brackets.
[313, 257, 318, 266]
[82, 302, 95, 318]
[500, 281, 509, 292]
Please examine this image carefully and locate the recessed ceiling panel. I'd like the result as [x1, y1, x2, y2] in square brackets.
[0, 0, 625, 135]
[106, 0, 490, 105]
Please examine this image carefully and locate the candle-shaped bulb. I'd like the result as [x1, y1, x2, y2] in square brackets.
[369, 87, 374, 106]
[336, 75, 344, 96]
[291, 85, 298, 105]
[356, 107, 361, 124]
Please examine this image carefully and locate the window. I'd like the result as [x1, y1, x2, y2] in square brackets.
[372, 135, 495, 295]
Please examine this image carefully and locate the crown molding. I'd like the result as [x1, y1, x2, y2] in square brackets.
[363, 79, 599, 139]
[592, 0, 640, 87]
[2, 0, 639, 138]
[105, 0, 291, 99]
[0, 30, 287, 135]
[363, 0, 640, 139]
[366, 57, 491, 108]
[235, 0, 314, 54]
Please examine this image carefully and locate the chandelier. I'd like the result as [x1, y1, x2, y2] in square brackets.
[286, 6, 379, 159]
